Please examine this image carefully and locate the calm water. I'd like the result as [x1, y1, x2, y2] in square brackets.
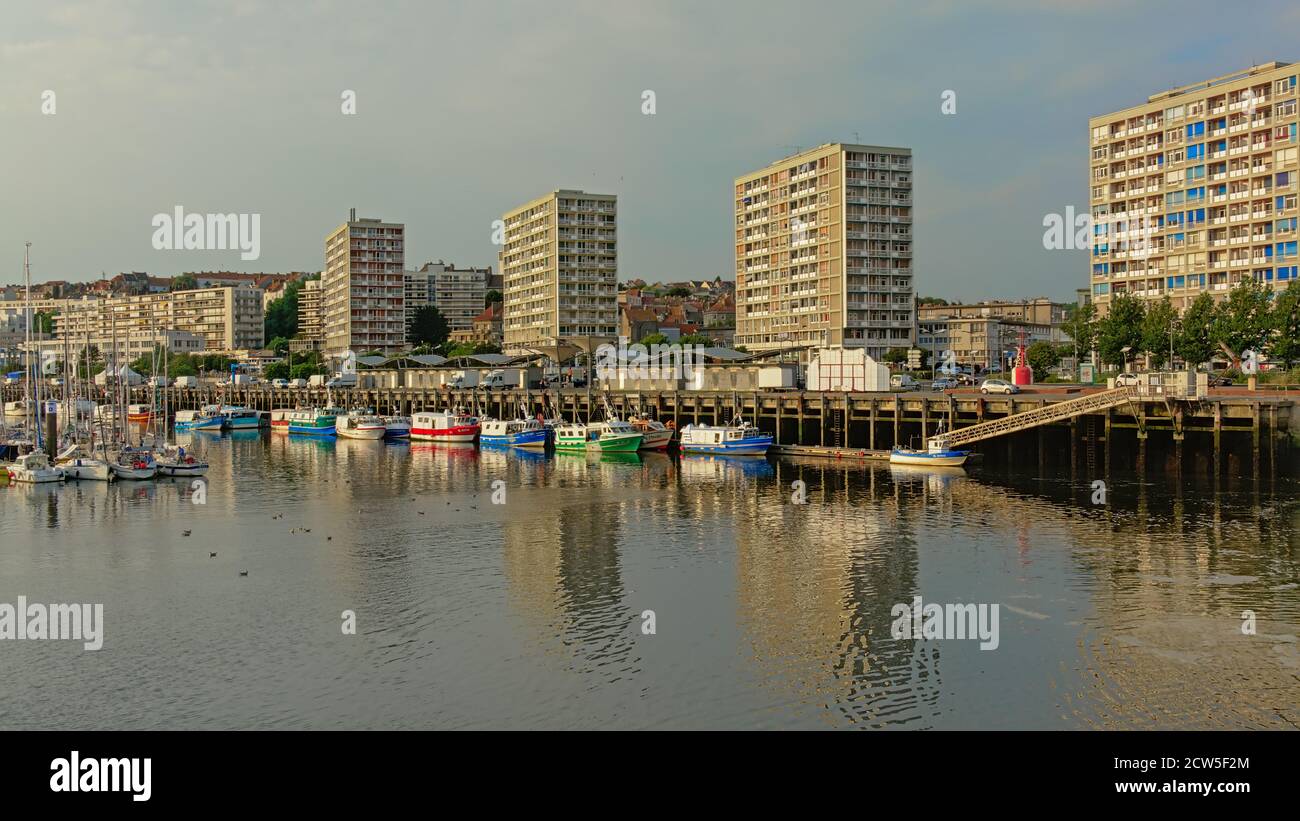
[2, 431, 1299, 730]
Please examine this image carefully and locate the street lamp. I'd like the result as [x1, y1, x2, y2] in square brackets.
[1121, 345, 1132, 374]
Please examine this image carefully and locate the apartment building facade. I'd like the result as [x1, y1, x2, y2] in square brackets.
[54, 286, 264, 352]
[500, 190, 617, 353]
[734, 143, 914, 358]
[293, 277, 324, 352]
[1089, 62, 1300, 313]
[404, 261, 494, 334]
[323, 212, 406, 355]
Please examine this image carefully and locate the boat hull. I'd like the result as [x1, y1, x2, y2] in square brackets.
[8, 467, 65, 483]
[175, 418, 224, 432]
[410, 425, 479, 443]
[288, 424, 336, 436]
[383, 423, 410, 439]
[110, 465, 157, 480]
[157, 462, 209, 477]
[888, 449, 969, 467]
[678, 435, 773, 455]
[223, 417, 262, 430]
[556, 433, 642, 452]
[337, 426, 386, 440]
[59, 459, 112, 481]
[506, 428, 551, 449]
[635, 428, 673, 450]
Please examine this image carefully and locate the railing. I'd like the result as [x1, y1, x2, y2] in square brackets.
[933, 388, 1135, 448]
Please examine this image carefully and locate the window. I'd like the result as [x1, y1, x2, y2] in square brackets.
[1186, 121, 1206, 138]
[1187, 143, 1205, 160]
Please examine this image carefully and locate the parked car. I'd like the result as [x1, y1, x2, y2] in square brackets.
[48, 377, 65, 387]
[1114, 372, 1141, 387]
[980, 378, 1020, 395]
[890, 373, 917, 390]
[271, 378, 289, 388]
[1206, 373, 1234, 387]
[290, 378, 308, 388]
[931, 376, 958, 390]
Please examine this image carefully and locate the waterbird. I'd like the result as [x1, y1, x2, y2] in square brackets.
[182, 530, 191, 537]
[209, 552, 216, 558]
[239, 571, 248, 577]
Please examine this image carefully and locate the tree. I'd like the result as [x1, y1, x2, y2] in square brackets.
[484, 290, 503, 305]
[263, 275, 316, 342]
[917, 296, 949, 306]
[1095, 293, 1145, 369]
[1175, 292, 1217, 367]
[290, 363, 327, 380]
[882, 347, 908, 365]
[1026, 341, 1061, 375]
[1060, 301, 1096, 355]
[408, 305, 449, 348]
[1213, 278, 1273, 363]
[638, 333, 669, 346]
[33, 310, 56, 336]
[267, 336, 290, 355]
[678, 333, 713, 346]
[264, 362, 290, 380]
[1269, 280, 1300, 366]
[666, 286, 692, 298]
[170, 274, 198, 292]
[1139, 295, 1177, 369]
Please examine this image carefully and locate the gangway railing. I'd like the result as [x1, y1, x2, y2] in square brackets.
[932, 387, 1135, 449]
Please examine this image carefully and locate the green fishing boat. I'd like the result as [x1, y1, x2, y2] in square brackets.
[554, 420, 643, 452]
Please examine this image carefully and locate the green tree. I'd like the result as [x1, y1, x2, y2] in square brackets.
[1269, 280, 1300, 366]
[678, 333, 713, 346]
[1140, 295, 1177, 369]
[917, 296, 949, 306]
[1213, 278, 1273, 363]
[290, 363, 327, 380]
[33, 310, 56, 336]
[882, 347, 908, 365]
[666, 286, 692, 298]
[170, 274, 198, 291]
[1095, 293, 1145, 369]
[1175, 292, 1217, 367]
[1060, 301, 1097, 355]
[267, 336, 290, 355]
[264, 362, 290, 380]
[638, 333, 670, 346]
[408, 305, 450, 348]
[1026, 341, 1061, 375]
[484, 290, 503, 305]
[263, 275, 316, 342]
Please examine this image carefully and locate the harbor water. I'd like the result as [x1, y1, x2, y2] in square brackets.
[2, 431, 1298, 729]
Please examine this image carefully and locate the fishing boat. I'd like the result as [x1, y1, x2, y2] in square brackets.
[410, 410, 479, 443]
[221, 406, 263, 430]
[335, 412, 387, 440]
[7, 450, 65, 483]
[55, 444, 112, 482]
[157, 443, 209, 477]
[126, 403, 156, 424]
[174, 406, 226, 432]
[888, 439, 970, 467]
[628, 414, 673, 451]
[287, 408, 338, 436]
[109, 446, 158, 480]
[383, 415, 411, 439]
[270, 408, 296, 433]
[554, 420, 642, 452]
[479, 418, 513, 445]
[507, 418, 552, 449]
[677, 418, 773, 455]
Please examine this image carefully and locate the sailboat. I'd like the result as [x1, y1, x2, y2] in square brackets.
[154, 331, 209, 477]
[54, 329, 112, 481]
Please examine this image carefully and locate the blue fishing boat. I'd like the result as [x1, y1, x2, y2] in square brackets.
[889, 439, 970, 467]
[221, 406, 264, 430]
[677, 418, 773, 455]
[174, 405, 225, 432]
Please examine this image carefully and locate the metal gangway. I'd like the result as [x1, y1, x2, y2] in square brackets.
[931, 387, 1135, 449]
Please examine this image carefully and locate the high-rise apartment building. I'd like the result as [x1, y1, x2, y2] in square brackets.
[500, 190, 617, 353]
[322, 211, 405, 355]
[1089, 62, 1300, 313]
[293, 277, 323, 352]
[734, 143, 914, 358]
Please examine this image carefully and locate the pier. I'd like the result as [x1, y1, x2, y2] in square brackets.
[7, 382, 1292, 476]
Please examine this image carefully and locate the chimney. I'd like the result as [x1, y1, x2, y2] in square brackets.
[349, 207, 356, 223]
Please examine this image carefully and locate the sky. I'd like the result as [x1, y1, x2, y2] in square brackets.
[1, 0, 1296, 302]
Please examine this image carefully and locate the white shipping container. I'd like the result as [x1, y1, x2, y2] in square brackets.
[757, 366, 796, 389]
[806, 348, 890, 392]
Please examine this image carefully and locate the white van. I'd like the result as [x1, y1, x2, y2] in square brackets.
[890, 373, 918, 390]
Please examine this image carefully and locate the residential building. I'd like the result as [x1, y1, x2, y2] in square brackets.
[500, 190, 617, 353]
[322, 211, 406, 355]
[735, 142, 914, 358]
[916, 299, 1072, 371]
[449, 302, 503, 348]
[1089, 61, 1300, 313]
[293, 278, 324, 352]
[53, 286, 264, 352]
[404, 261, 494, 334]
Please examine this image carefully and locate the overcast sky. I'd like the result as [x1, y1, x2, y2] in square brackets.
[1, 0, 1295, 301]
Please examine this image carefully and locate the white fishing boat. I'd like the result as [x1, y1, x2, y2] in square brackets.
[109, 446, 158, 480]
[889, 439, 971, 467]
[627, 414, 673, 451]
[55, 444, 112, 482]
[678, 418, 773, 455]
[3, 399, 31, 418]
[157, 443, 209, 477]
[7, 450, 65, 483]
[336, 412, 387, 440]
